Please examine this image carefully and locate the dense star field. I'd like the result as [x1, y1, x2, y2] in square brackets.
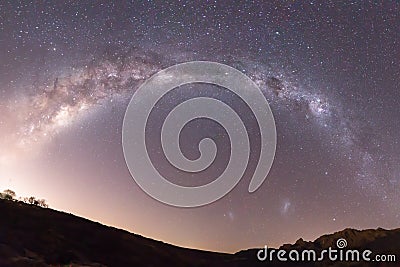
[0, 1, 399, 252]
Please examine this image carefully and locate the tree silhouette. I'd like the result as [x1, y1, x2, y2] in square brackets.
[1, 189, 16, 200]
[28, 196, 36, 205]
[38, 199, 49, 208]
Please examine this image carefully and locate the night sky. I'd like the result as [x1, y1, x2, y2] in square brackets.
[0, 1, 399, 253]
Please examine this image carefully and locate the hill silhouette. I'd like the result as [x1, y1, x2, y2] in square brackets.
[0, 199, 398, 267]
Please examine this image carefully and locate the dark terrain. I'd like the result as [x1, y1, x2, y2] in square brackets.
[0, 199, 398, 267]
